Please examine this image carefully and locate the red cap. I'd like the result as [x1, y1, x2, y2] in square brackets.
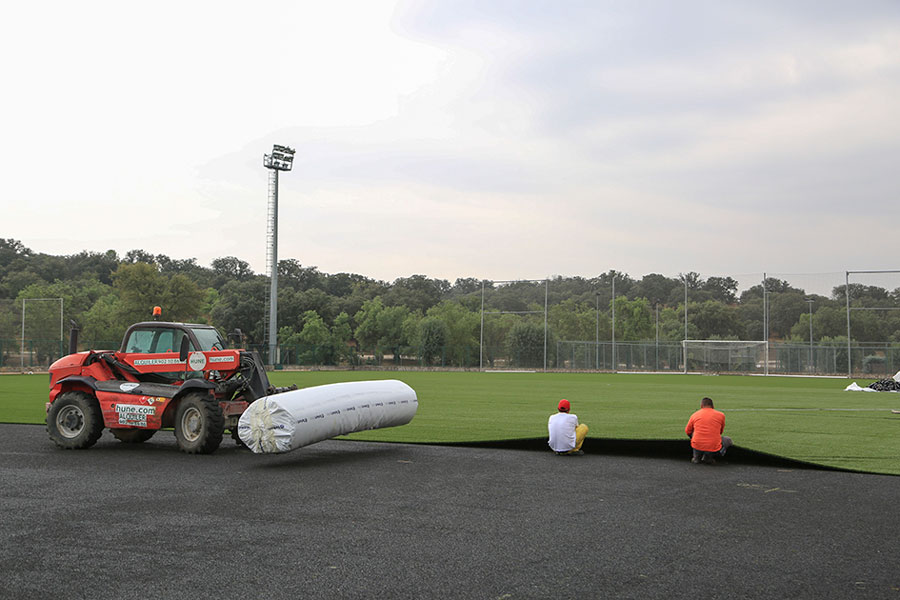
[558, 399, 570, 412]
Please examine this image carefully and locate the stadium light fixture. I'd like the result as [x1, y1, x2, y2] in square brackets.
[263, 144, 296, 171]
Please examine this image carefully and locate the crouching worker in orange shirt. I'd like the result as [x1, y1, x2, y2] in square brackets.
[685, 397, 733, 465]
[548, 399, 589, 455]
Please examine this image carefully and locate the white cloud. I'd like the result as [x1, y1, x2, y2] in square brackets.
[2, 0, 899, 283]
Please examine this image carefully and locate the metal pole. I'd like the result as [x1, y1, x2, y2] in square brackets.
[806, 298, 813, 373]
[655, 302, 659, 371]
[763, 272, 769, 376]
[543, 279, 548, 372]
[846, 271, 851, 377]
[20, 299, 25, 371]
[683, 277, 687, 374]
[59, 298, 64, 361]
[611, 275, 616, 372]
[479, 281, 485, 370]
[595, 292, 599, 370]
[268, 169, 279, 365]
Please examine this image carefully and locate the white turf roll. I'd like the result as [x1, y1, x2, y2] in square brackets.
[237, 379, 418, 454]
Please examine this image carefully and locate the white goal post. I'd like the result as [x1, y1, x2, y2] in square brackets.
[682, 340, 768, 374]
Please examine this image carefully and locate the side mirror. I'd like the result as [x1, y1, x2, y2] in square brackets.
[179, 336, 190, 362]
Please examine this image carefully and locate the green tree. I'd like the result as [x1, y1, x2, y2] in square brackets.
[384, 274, 448, 313]
[112, 262, 166, 324]
[631, 273, 681, 306]
[658, 306, 689, 341]
[810, 305, 848, 340]
[324, 272, 371, 298]
[211, 256, 253, 286]
[689, 300, 745, 339]
[160, 273, 205, 323]
[701, 276, 738, 304]
[81, 293, 123, 347]
[298, 310, 336, 364]
[209, 277, 268, 343]
[279, 259, 325, 291]
[506, 320, 546, 368]
[767, 292, 809, 339]
[418, 316, 448, 365]
[613, 296, 653, 341]
[353, 297, 410, 362]
[62, 250, 119, 285]
[124, 249, 156, 264]
[354, 297, 385, 352]
[280, 288, 335, 325]
[482, 313, 518, 367]
[739, 298, 765, 340]
[549, 299, 599, 342]
[331, 312, 356, 364]
[377, 305, 411, 363]
[335, 281, 385, 326]
[740, 278, 803, 302]
[427, 301, 479, 366]
[448, 277, 482, 297]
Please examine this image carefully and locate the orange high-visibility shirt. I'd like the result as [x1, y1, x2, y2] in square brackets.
[685, 407, 725, 452]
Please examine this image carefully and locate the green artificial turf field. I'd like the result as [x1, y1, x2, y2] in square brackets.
[4, 370, 898, 475]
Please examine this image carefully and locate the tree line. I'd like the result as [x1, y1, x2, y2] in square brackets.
[2, 238, 899, 367]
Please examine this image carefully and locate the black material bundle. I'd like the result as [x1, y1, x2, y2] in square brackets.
[867, 379, 900, 391]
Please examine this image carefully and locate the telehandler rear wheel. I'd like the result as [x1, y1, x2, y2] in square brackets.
[174, 392, 224, 454]
[47, 391, 104, 450]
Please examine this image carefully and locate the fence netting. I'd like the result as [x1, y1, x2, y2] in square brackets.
[3, 270, 900, 376]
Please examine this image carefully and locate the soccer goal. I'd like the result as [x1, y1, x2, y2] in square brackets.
[682, 340, 768, 374]
[0, 297, 63, 371]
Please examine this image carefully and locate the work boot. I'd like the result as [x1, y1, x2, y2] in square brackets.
[703, 456, 716, 465]
[691, 457, 700, 464]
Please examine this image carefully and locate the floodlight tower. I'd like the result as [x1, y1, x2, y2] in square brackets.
[263, 144, 295, 365]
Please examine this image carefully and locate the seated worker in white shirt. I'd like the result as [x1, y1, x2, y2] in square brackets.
[548, 399, 588, 455]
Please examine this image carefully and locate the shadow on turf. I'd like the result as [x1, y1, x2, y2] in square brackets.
[439, 438, 851, 472]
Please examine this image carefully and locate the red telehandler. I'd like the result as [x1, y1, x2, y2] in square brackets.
[46, 315, 294, 454]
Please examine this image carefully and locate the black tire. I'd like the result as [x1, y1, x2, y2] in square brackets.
[174, 392, 224, 454]
[230, 427, 248, 448]
[110, 428, 156, 444]
[46, 391, 104, 450]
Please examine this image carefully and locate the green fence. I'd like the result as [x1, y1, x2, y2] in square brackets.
[0, 339, 66, 371]
[5, 337, 898, 379]
[247, 340, 899, 377]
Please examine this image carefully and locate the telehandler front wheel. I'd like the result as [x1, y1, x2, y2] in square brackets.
[230, 427, 248, 448]
[47, 391, 104, 450]
[174, 393, 224, 454]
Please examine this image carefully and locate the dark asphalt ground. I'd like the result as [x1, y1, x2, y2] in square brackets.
[1, 423, 898, 600]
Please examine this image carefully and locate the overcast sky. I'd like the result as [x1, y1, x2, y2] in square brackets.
[3, 0, 899, 291]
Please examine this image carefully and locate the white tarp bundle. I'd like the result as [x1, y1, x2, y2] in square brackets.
[844, 382, 879, 392]
[237, 379, 418, 454]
